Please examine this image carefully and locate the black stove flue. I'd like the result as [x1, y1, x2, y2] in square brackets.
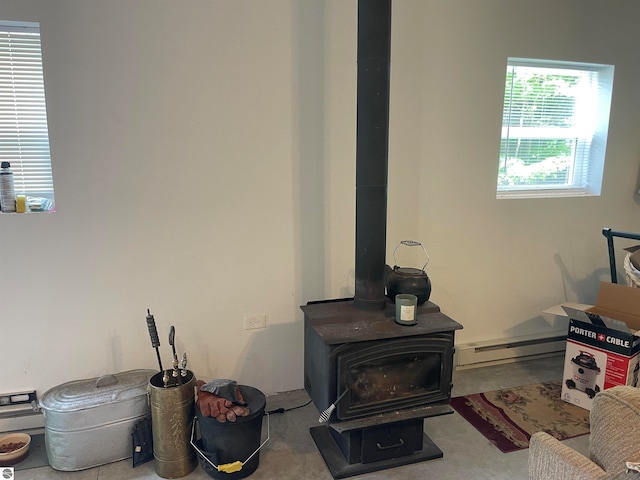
[353, 0, 391, 311]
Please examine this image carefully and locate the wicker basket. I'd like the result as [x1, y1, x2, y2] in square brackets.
[624, 253, 640, 288]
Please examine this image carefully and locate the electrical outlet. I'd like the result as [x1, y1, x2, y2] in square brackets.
[244, 314, 267, 330]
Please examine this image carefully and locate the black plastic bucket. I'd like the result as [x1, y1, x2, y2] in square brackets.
[194, 385, 266, 480]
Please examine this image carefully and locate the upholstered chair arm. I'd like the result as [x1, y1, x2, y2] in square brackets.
[589, 386, 640, 479]
[528, 432, 607, 480]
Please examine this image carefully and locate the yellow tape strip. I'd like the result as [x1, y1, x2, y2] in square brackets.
[218, 461, 243, 473]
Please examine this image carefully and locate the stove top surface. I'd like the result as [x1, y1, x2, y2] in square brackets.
[302, 299, 462, 344]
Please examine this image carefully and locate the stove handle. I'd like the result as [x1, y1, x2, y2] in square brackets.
[376, 438, 405, 450]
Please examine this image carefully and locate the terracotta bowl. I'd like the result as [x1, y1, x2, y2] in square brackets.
[0, 433, 31, 466]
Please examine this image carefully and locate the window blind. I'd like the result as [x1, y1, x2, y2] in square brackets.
[497, 58, 610, 197]
[501, 65, 597, 189]
[0, 23, 54, 198]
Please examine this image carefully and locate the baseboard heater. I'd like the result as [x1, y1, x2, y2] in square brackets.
[0, 391, 44, 433]
[455, 333, 567, 369]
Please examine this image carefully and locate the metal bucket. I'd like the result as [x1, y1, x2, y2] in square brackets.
[191, 385, 267, 480]
[148, 370, 197, 478]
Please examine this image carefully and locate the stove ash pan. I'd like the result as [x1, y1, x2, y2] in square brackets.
[304, 327, 455, 421]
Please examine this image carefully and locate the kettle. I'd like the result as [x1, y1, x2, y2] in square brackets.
[385, 240, 432, 305]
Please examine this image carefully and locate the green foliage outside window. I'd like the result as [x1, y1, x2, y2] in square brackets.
[498, 69, 580, 187]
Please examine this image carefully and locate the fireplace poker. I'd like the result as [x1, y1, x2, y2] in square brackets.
[318, 388, 349, 423]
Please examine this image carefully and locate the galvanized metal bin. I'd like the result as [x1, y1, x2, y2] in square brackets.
[39, 369, 156, 471]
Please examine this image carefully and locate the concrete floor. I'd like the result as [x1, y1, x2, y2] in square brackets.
[13, 355, 588, 480]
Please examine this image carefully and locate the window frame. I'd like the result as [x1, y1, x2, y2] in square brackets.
[0, 20, 55, 212]
[496, 57, 614, 200]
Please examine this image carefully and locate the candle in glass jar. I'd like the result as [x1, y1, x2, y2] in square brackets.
[395, 294, 417, 325]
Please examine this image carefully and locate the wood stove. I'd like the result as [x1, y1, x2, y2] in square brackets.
[301, 1, 464, 476]
[302, 299, 462, 478]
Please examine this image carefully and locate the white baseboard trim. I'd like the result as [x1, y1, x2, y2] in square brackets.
[455, 332, 567, 370]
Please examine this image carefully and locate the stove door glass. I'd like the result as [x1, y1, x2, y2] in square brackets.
[337, 334, 453, 420]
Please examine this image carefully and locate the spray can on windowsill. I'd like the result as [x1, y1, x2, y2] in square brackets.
[0, 161, 16, 213]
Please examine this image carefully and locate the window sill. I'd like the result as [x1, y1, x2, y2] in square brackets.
[496, 189, 600, 200]
[0, 209, 54, 214]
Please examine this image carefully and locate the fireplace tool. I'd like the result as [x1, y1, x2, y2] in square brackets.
[146, 309, 188, 388]
[144, 310, 197, 477]
[318, 388, 349, 423]
[146, 309, 164, 374]
[169, 326, 181, 384]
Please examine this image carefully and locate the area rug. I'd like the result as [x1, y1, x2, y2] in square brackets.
[450, 381, 590, 453]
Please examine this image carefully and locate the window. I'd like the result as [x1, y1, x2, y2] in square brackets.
[497, 58, 614, 199]
[0, 21, 55, 211]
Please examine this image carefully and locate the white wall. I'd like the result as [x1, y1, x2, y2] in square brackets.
[413, 0, 640, 342]
[1, 0, 639, 398]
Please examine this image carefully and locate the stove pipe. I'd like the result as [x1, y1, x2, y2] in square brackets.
[353, 0, 391, 310]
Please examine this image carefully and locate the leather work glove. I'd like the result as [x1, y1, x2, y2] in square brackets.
[196, 380, 251, 423]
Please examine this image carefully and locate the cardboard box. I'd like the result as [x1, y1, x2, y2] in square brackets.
[557, 282, 640, 410]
